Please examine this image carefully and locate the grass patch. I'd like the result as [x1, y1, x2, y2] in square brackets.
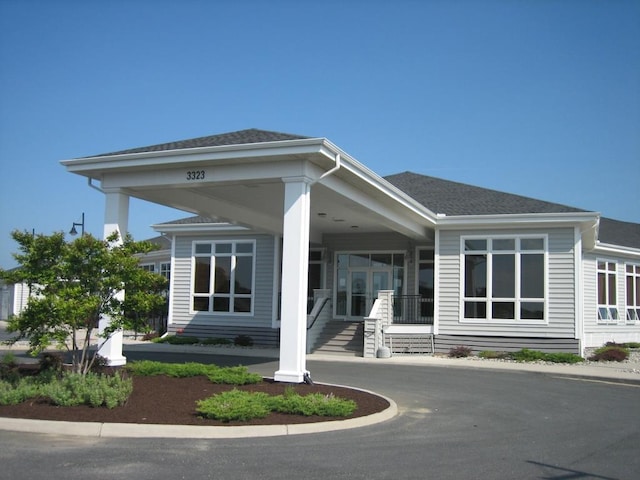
[152, 335, 200, 345]
[196, 387, 357, 422]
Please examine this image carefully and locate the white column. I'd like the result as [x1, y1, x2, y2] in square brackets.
[97, 190, 129, 366]
[274, 178, 311, 383]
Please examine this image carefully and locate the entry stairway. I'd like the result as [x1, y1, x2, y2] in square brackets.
[309, 320, 364, 356]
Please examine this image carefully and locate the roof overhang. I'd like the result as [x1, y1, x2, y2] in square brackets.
[62, 137, 437, 241]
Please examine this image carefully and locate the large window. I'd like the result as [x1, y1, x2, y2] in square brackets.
[462, 236, 545, 322]
[625, 264, 640, 323]
[192, 241, 255, 314]
[597, 260, 619, 323]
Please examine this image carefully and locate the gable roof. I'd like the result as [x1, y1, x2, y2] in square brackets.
[87, 129, 309, 158]
[384, 171, 587, 216]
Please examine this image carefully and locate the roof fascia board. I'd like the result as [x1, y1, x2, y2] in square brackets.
[435, 212, 599, 229]
[61, 137, 336, 173]
[151, 222, 250, 234]
[592, 242, 640, 257]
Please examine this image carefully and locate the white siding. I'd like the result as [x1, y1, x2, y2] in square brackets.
[438, 227, 577, 338]
[170, 234, 275, 329]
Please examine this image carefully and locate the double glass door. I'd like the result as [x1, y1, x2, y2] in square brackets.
[336, 252, 404, 319]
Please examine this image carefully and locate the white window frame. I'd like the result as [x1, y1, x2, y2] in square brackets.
[625, 263, 640, 324]
[460, 235, 548, 324]
[191, 240, 256, 316]
[160, 262, 171, 281]
[596, 259, 619, 324]
[140, 263, 156, 272]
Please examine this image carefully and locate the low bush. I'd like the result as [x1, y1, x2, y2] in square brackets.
[196, 389, 273, 422]
[589, 345, 629, 362]
[478, 350, 510, 360]
[234, 335, 254, 347]
[126, 361, 262, 385]
[196, 387, 357, 422]
[508, 348, 583, 364]
[0, 371, 132, 408]
[153, 335, 200, 345]
[448, 345, 472, 358]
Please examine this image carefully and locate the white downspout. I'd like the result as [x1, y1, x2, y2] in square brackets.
[309, 153, 341, 186]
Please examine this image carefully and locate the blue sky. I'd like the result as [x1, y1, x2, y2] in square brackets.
[1, 0, 638, 268]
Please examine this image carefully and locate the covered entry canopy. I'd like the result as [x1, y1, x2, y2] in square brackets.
[61, 129, 437, 382]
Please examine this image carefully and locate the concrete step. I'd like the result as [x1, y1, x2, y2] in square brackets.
[312, 321, 364, 355]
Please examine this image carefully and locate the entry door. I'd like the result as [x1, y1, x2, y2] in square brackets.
[348, 269, 390, 318]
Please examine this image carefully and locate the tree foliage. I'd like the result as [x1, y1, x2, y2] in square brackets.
[0, 230, 167, 374]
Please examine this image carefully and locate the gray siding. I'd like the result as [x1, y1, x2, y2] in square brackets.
[582, 252, 640, 347]
[438, 227, 577, 338]
[170, 234, 276, 330]
[434, 335, 580, 355]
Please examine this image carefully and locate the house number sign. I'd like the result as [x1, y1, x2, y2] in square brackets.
[186, 170, 206, 180]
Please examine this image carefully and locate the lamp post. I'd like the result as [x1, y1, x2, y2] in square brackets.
[69, 212, 85, 236]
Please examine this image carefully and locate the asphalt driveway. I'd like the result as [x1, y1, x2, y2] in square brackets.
[1, 351, 638, 480]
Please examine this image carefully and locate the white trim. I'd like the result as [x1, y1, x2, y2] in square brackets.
[434, 229, 440, 335]
[272, 235, 281, 328]
[595, 258, 620, 325]
[574, 227, 584, 344]
[166, 234, 176, 328]
[459, 234, 548, 325]
[190, 239, 257, 316]
[594, 242, 640, 257]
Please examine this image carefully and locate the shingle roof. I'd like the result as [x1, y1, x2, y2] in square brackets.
[156, 216, 220, 226]
[598, 218, 640, 249]
[88, 129, 309, 157]
[384, 171, 587, 216]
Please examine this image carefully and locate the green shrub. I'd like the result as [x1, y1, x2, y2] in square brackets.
[39, 353, 63, 375]
[127, 361, 261, 385]
[234, 335, 254, 347]
[448, 345, 472, 358]
[196, 387, 357, 422]
[207, 366, 262, 385]
[153, 335, 200, 345]
[589, 345, 629, 362]
[196, 389, 273, 422]
[507, 349, 584, 363]
[478, 350, 510, 360]
[42, 372, 132, 408]
[274, 387, 357, 417]
[623, 342, 640, 349]
[0, 378, 40, 404]
[126, 360, 218, 377]
[542, 352, 584, 364]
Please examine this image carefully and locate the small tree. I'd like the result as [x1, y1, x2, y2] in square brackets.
[0, 230, 167, 374]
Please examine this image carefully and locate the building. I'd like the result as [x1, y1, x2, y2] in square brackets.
[61, 129, 640, 382]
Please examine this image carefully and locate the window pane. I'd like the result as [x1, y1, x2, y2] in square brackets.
[371, 253, 392, 267]
[465, 239, 486, 251]
[336, 269, 347, 315]
[465, 301, 486, 318]
[418, 264, 434, 298]
[213, 297, 230, 312]
[193, 297, 209, 311]
[521, 302, 544, 319]
[393, 254, 405, 267]
[492, 302, 514, 319]
[349, 253, 369, 267]
[492, 254, 515, 297]
[309, 250, 322, 261]
[195, 244, 211, 254]
[215, 243, 232, 254]
[235, 256, 253, 294]
[608, 274, 616, 304]
[636, 280, 640, 307]
[308, 263, 322, 295]
[493, 239, 515, 250]
[465, 255, 487, 297]
[521, 238, 544, 250]
[214, 257, 231, 294]
[194, 257, 211, 293]
[521, 254, 544, 298]
[627, 276, 634, 305]
[598, 272, 607, 304]
[598, 307, 608, 320]
[236, 243, 253, 254]
[337, 254, 348, 268]
[234, 297, 251, 313]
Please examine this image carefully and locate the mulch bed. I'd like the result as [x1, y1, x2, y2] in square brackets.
[0, 372, 390, 426]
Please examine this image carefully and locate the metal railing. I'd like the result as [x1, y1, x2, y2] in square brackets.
[392, 295, 434, 324]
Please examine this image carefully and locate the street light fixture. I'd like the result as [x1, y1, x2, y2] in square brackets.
[69, 212, 85, 236]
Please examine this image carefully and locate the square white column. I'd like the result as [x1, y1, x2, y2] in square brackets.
[97, 190, 129, 366]
[274, 178, 311, 383]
